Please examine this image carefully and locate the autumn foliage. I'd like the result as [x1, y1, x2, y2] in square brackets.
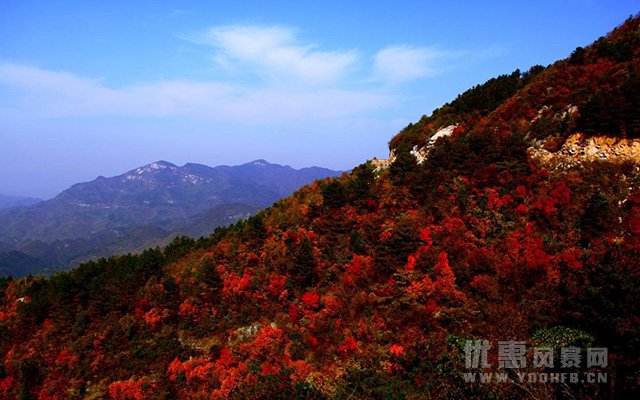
[1, 15, 640, 400]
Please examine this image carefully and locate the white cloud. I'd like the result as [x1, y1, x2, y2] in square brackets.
[0, 25, 481, 123]
[0, 62, 391, 122]
[373, 45, 452, 83]
[195, 25, 359, 85]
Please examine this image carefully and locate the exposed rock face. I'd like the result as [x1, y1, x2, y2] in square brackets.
[411, 124, 458, 164]
[372, 125, 458, 171]
[426, 124, 458, 148]
[530, 132, 640, 168]
[371, 150, 396, 172]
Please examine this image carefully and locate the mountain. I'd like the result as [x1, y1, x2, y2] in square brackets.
[177, 203, 261, 239]
[0, 194, 41, 211]
[0, 251, 46, 277]
[0, 160, 341, 276]
[1, 16, 640, 400]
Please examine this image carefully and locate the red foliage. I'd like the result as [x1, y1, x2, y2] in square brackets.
[266, 273, 288, 299]
[290, 360, 313, 382]
[0, 377, 14, 397]
[222, 272, 252, 297]
[54, 348, 79, 370]
[390, 344, 406, 357]
[301, 292, 320, 309]
[470, 274, 500, 299]
[306, 334, 319, 347]
[628, 207, 640, 235]
[405, 254, 417, 271]
[342, 254, 373, 285]
[167, 357, 184, 382]
[406, 275, 435, 298]
[184, 358, 215, 381]
[143, 308, 168, 328]
[260, 362, 281, 376]
[556, 248, 584, 271]
[419, 227, 433, 248]
[337, 336, 358, 354]
[178, 300, 199, 321]
[550, 182, 571, 205]
[108, 378, 148, 400]
[217, 348, 238, 369]
[433, 251, 466, 301]
[288, 303, 302, 323]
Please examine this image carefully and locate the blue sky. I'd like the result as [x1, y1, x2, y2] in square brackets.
[0, 1, 638, 198]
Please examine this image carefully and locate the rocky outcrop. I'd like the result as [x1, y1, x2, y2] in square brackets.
[530, 132, 640, 168]
[411, 124, 458, 164]
[372, 125, 457, 171]
[371, 150, 396, 172]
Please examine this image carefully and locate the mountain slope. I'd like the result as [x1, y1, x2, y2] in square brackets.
[0, 194, 41, 211]
[389, 15, 640, 159]
[0, 16, 639, 400]
[0, 160, 341, 276]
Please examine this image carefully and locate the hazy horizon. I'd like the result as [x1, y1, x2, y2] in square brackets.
[1, 1, 637, 198]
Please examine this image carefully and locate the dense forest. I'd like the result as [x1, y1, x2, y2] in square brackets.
[1, 15, 640, 400]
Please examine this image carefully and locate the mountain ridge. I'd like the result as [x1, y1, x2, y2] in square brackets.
[0, 159, 341, 276]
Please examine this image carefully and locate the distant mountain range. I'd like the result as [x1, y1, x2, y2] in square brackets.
[0, 160, 341, 276]
[0, 194, 41, 211]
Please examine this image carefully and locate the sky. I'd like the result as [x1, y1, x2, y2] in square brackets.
[0, 1, 638, 199]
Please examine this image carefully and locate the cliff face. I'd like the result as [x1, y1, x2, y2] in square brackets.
[531, 132, 640, 166]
